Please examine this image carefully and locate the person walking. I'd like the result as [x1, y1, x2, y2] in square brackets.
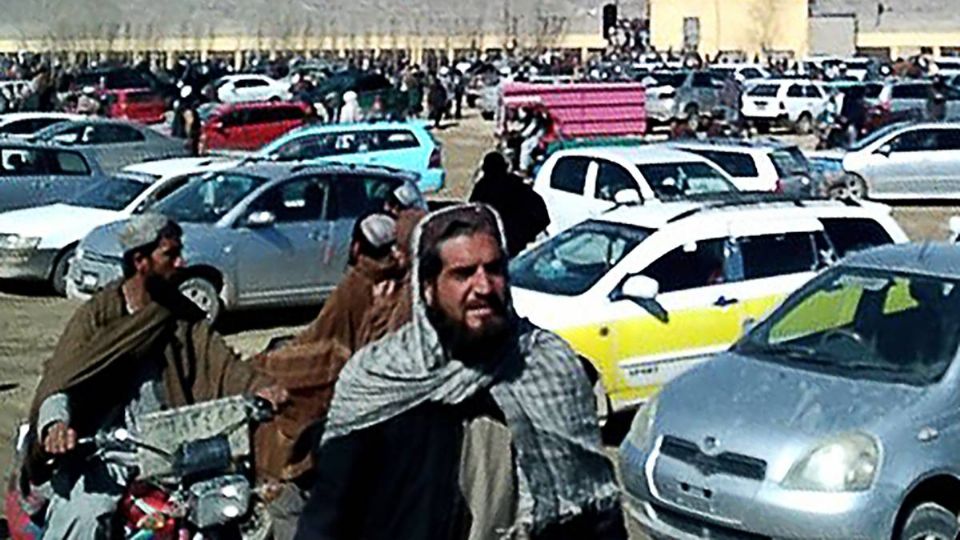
[428, 73, 448, 129]
[469, 152, 550, 257]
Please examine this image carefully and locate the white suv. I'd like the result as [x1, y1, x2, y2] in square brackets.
[668, 138, 820, 196]
[509, 198, 908, 418]
[533, 147, 738, 235]
[741, 79, 830, 134]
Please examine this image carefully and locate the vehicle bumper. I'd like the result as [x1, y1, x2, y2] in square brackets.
[67, 254, 123, 298]
[621, 441, 895, 539]
[0, 248, 57, 280]
[419, 170, 445, 194]
[646, 100, 677, 122]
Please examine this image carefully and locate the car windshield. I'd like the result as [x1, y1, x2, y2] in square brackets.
[770, 148, 810, 176]
[70, 175, 150, 210]
[737, 267, 960, 386]
[152, 172, 265, 223]
[510, 221, 652, 296]
[747, 84, 780, 97]
[848, 123, 904, 151]
[643, 73, 686, 87]
[638, 162, 736, 199]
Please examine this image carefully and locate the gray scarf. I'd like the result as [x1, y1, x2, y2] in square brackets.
[322, 204, 620, 533]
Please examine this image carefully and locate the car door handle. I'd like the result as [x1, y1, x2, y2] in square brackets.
[714, 296, 739, 307]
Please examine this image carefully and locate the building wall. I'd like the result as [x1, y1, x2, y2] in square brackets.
[649, 0, 809, 57]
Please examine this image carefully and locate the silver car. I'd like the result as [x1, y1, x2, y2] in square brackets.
[620, 243, 960, 540]
[32, 118, 188, 172]
[0, 140, 107, 213]
[67, 161, 425, 322]
[814, 121, 960, 199]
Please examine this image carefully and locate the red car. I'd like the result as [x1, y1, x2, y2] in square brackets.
[198, 101, 311, 153]
[104, 88, 166, 124]
[73, 68, 167, 124]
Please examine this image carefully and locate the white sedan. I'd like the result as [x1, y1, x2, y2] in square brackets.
[0, 157, 235, 294]
[213, 75, 292, 104]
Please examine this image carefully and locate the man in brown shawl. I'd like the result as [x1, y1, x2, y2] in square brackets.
[21, 214, 284, 539]
[253, 212, 399, 539]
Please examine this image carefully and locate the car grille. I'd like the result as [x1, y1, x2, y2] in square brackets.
[650, 503, 772, 540]
[660, 436, 767, 481]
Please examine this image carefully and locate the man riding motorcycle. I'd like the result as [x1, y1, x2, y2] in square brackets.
[15, 213, 286, 539]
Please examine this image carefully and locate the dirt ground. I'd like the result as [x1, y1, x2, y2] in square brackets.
[0, 111, 955, 537]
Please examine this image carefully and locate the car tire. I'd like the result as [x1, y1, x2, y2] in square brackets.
[481, 110, 494, 121]
[685, 104, 700, 131]
[794, 112, 813, 135]
[755, 120, 771, 134]
[178, 276, 222, 324]
[49, 246, 75, 297]
[900, 502, 959, 540]
[828, 173, 869, 200]
[268, 96, 281, 103]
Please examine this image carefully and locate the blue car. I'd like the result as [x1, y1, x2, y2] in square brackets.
[259, 120, 445, 193]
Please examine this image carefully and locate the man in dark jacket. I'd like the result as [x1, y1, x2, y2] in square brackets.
[469, 152, 550, 257]
[294, 204, 625, 540]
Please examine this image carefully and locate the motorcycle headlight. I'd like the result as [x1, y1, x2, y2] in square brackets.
[781, 433, 879, 492]
[625, 395, 659, 448]
[0, 234, 40, 250]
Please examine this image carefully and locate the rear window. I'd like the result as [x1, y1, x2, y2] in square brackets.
[550, 156, 590, 194]
[892, 84, 930, 99]
[124, 91, 160, 103]
[820, 218, 894, 257]
[770, 148, 810, 176]
[748, 84, 780, 97]
[637, 162, 736, 199]
[739, 232, 818, 280]
[684, 149, 759, 178]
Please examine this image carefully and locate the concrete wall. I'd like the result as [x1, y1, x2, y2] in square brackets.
[649, 0, 809, 57]
[808, 14, 856, 56]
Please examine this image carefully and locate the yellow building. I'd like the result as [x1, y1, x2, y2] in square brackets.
[649, 0, 810, 58]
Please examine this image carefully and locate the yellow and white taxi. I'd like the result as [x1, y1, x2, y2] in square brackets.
[510, 198, 908, 419]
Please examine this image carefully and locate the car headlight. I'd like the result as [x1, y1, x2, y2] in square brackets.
[781, 433, 879, 492]
[625, 395, 659, 448]
[0, 234, 40, 250]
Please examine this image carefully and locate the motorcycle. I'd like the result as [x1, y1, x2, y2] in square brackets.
[6, 396, 275, 540]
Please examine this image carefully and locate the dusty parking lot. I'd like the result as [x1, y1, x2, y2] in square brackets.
[0, 112, 957, 536]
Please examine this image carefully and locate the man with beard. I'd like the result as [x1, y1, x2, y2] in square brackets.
[20, 214, 285, 539]
[294, 204, 625, 540]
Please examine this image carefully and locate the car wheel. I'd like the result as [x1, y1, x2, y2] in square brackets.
[900, 502, 959, 540]
[794, 112, 813, 135]
[49, 246, 75, 297]
[178, 276, 222, 323]
[481, 110, 494, 121]
[268, 96, 281, 102]
[685, 104, 700, 131]
[755, 120, 771, 134]
[828, 173, 869, 200]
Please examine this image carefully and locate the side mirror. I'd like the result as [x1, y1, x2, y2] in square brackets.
[619, 274, 660, 301]
[245, 210, 275, 228]
[613, 189, 641, 205]
[949, 216, 960, 242]
[876, 144, 892, 157]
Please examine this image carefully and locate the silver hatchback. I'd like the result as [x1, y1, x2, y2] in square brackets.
[621, 243, 960, 540]
[67, 161, 424, 322]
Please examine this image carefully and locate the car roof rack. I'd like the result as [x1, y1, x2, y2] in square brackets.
[664, 194, 856, 223]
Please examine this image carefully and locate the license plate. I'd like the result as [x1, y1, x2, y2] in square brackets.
[81, 272, 99, 288]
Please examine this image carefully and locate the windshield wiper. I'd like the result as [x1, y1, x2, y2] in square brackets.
[738, 342, 820, 361]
